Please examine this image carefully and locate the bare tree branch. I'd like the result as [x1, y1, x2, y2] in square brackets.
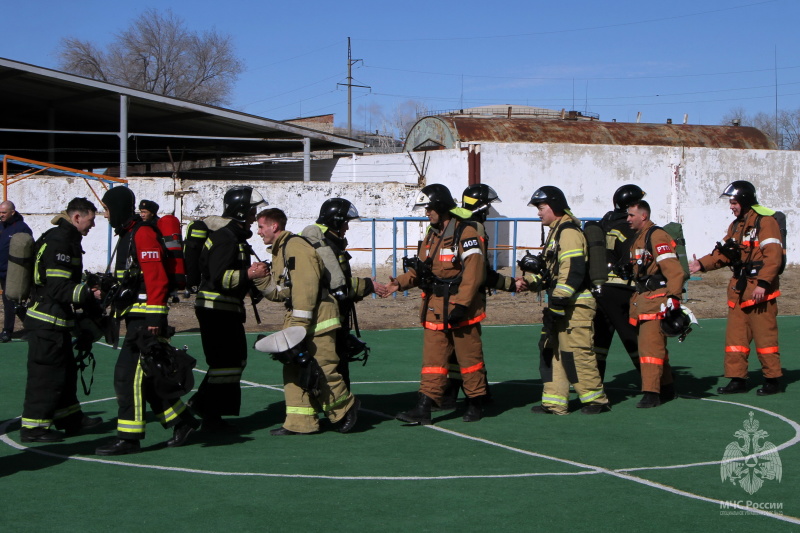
[56, 8, 242, 106]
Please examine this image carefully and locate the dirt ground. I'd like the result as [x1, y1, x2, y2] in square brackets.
[159, 265, 800, 333]
[2, 266, 797, 337]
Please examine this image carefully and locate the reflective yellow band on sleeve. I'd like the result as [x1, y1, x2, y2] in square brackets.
[222, 270, 238, 289]
[46, 268, 71, 279]
[72, 283, 85, 304]
[314, 317, 340, 333]
[558, 248, 583, 261]
[555, 283, 576, 297]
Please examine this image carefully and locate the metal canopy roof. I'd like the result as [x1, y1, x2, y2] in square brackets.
[0, 57, 363, 170]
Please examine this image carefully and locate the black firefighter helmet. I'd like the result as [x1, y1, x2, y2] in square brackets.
[613, 184, 646, 212]
[413, 184, 457, 213]
[222, 186, 267, 222]
[720, 180, 758, 211]
[462, 184, 501, 217]
[316, 198, 360, 233]
[661, 306, 695, 342]
[527, 186, 570, 214]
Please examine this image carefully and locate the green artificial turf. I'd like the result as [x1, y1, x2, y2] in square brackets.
[1, 318, 799, 532]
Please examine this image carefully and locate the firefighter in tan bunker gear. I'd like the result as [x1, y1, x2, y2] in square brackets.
[519, 186, 610, 415]
[689, 180, 783, 396]
[377, 184, 488, 424]
[626, 200, 686, 408]
[254, 208, 359, 435]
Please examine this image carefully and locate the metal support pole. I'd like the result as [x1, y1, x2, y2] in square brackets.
[119, 95, 128, 179]
[303, 137, 310, 182]
[48, 106, 56, 164]
[111, 94, 129, 265]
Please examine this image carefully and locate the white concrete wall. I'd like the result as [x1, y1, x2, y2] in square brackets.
[8, 177, 418, 273]
[330, 142, 800, 269]
[9, 142, 799, 273]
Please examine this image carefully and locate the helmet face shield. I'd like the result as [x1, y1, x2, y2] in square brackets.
[462, 184, 501, 212]
[527, 189, 549, 207]
[250, 189, 268, 209]
[527, 186, 569, 213]
[345, 203, 360, 221]
[223, 186, 267, 222]
[721, 183, 741, 199]
[316, 198, 359, 231]
[720, 180, 757, 209]
[412, 191, 433, 213]
[413, 184, 457, 214]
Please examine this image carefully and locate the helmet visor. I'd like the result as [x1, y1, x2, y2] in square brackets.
[527, 189, 549, 207]
[345, 203, 360, 221]
[412, 191, 432, 213]
[250, 189, 268, 208]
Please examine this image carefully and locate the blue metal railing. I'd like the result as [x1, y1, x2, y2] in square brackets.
[360, 216, 601, 296]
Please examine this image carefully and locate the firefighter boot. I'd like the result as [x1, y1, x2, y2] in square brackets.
[636, 392, 662, 408]
[166, 421, 195, 448]
[757, 378, 780, 396]
[95, 438, 141, 456]
[20, 427, 64, 443]
[717, 378, 748, 395]
[462, 396, 483, 422]
[660, 382, 677, 403]
[396, 393, 433, 425]
[432, 378, 459, 412]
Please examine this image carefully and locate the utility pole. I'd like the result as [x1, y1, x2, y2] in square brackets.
[338, 37, 370, 138]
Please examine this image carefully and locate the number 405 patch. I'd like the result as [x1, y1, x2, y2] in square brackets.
[461, 238, 480, 251]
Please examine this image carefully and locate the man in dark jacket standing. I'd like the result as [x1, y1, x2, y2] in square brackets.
[0, 200, 33, 342]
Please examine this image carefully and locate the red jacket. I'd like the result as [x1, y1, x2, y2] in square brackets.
[115, 219, 169, 328]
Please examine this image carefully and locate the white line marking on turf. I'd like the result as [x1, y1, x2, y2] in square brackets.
[0, 415, 594, 480]
[418, 400, 800, 525]
[617, 398, 800, 472]
[2, 378, 798, 524]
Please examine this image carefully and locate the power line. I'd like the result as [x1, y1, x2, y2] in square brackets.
[352, 1, 777, 42]
[367, 90, 800, 109]
[240, 71, 345, 108]
[362, 63, 800, 82]
[242, 40, 342, 73]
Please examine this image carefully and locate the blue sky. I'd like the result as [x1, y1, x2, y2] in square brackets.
[2, 0, 798, 133]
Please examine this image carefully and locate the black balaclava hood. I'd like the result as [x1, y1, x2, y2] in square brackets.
[102, 187, 136, 231]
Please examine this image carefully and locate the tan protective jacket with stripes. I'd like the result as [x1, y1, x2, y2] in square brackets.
[257, 231, 340, 337]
